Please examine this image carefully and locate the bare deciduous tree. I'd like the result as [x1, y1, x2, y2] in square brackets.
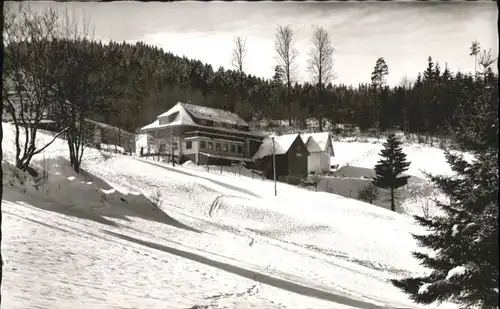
[404, 182, 440, 219]
[400, 75, 413, 138]
[47, 9, 123, 173]
[231, 36, 247, 96]
[308, 26, 335, 132]
[274, 25, 298, 127]
[2, 4, 69, 172]
[399, 75, 413, 89]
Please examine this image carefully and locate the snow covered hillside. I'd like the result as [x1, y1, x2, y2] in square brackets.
[332, 136, 471, 180]
[2, 123, 459, 309]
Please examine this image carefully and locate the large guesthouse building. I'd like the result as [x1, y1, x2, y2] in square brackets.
[138, 102, 265, 165]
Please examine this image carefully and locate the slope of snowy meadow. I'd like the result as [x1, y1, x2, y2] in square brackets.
[2, 123, 459, 309]
[332, 136, 471, 180]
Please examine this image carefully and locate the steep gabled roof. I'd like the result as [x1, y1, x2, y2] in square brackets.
[303, 136, 323, 153]
[140, 104, 264, 138]
[252, 133, 301, 160]
[158, 102, 248, 127]
[300, 132, 333, 152]
[140, 119, 162, 131]
[156, 103, 197, 126]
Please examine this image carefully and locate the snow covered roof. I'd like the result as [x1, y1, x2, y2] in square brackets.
[157, 103, 198, 127]
[140, 104, 264, 138]
[252, 134, 301, 160]
[158, 102, 249, 127]
[85, 119, 136, 136]
[302, 136, 323, 153]
[300, 132, 333, 152]
[140, 119, 264, 138]
[140, 120, 164, 131]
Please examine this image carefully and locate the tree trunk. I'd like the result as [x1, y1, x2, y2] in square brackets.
[390, 187, 396, 212]
[318, 85, 323, 132]
[67, 136, 76, 169]
[74, 159, 81, 174]
[287, 83, 292, 127]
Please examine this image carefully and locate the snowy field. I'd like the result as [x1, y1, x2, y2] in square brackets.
[2, 122, 460, 309]
[331, 137, 471, 180]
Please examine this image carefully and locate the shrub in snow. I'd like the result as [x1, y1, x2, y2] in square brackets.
[100, 193, 108, 203]
[357, 183, 379, 204]
[32, 172, 48, 191]
[149, 189, 163, 209]
[32, 160, 50, 191]
[99, 150, 114, 162]
[9, 167, 27, 186]
[403, 182, 442, 219]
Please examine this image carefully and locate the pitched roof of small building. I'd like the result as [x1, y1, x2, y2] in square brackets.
[252, 133, 302, 160]
[300, 132, 333, 152]
[302, 136, 323, 153]
[86, 119, 136, 137]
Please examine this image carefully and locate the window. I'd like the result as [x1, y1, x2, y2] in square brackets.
[215, 143, 221, 151]
[207, 142, 213, 150]
[186, 141, 192, 149]
[168, 112, 179, 123]
[237, 145, 243, 154]
[231, 144, 236, 153]
[200, 141, 206, 149]
[222, 144, 228, 152]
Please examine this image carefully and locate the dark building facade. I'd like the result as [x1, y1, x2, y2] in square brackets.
[252, 134, 309, 184]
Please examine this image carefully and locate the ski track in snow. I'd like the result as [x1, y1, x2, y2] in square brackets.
[1, 123, 461, 309]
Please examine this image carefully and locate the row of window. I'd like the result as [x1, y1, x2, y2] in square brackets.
[186, 140, 243, 154]
[197, 119, 249, 131]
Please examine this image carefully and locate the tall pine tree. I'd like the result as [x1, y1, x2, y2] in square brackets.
[372, 133, 411, 212]
[391, 51, 498, 309]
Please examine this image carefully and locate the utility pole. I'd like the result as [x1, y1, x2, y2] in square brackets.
[171, 131, 175, 167]
[272, 137, 277, 196]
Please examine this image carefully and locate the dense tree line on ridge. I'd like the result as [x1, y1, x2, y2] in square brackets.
[105, 42, 499, 139]
[4, 34, 498, 140]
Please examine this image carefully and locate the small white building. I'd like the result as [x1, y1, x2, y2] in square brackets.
[300, 132, 335, 174]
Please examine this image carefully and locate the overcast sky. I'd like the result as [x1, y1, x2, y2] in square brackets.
[13, 1, 498, 86]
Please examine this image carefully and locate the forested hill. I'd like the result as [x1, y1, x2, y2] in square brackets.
[37, 40, 500, 135]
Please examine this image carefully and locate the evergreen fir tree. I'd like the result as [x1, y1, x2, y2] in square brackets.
[372, 133, 411, 211]
[391, 56, 498, 309]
